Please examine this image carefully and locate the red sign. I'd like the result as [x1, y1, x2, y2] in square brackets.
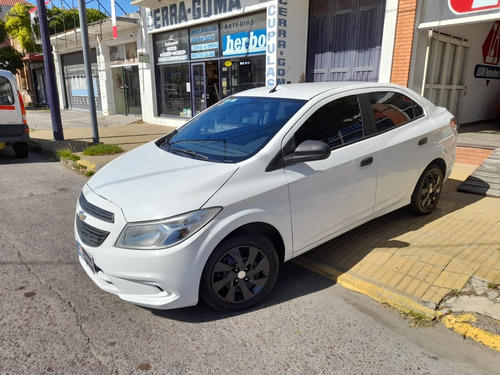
[449, 0, 500, 14]
[482, 21, 500, 65]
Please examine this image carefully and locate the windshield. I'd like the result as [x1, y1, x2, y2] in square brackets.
[158, 96, 306, 163]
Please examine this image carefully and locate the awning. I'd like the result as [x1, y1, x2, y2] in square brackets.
[48, 16, 140, 51]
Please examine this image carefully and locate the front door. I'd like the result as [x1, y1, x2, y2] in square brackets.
[422, 31, 470, 122]
[191, 63, 206, 116]
[285, 95, 377, 254]
[112, 66, 142, 116]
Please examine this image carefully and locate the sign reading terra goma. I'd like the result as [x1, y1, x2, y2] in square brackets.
[449, 0, 500, 14]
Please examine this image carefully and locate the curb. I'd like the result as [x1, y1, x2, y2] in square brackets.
[294, 255, 500, 352]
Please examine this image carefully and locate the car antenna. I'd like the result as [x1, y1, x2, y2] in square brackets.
[269, 67, 291, 93]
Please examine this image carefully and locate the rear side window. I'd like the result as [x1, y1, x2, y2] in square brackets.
[369, 91, 424, 133]
[0, 77, 15, 106]
[295, 95, 364, 148]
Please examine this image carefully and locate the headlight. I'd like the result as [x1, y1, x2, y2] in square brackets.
[116, 207, 221, 250]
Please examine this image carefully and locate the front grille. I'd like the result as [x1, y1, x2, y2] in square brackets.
[79, 193, 114, 223]
[76, 215, 110, 247]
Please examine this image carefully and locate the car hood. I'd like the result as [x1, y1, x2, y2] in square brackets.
[86, 142, 238, 222]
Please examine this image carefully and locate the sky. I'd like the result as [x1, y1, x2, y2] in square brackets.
[46, 0, 139, 17]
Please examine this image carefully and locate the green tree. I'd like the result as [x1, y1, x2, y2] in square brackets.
[0, 19, 7, 42]
[4, 3, 39, 53]
[0, 46, 24, 73]
[48, 7, 107, 34]
[5, 4, 107, 53]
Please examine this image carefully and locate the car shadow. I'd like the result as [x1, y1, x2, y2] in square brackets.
[148, 262, 336, 323]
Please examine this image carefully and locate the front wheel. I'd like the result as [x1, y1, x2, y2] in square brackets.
[200, 233, 279, 312]
[410, 164, 444, 215]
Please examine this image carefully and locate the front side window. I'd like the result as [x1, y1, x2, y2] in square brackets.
[295, 95, 364, 148]
[158, 96, 306, 163]
[0, 77, 14, 105]
[369, 91, 424, 133]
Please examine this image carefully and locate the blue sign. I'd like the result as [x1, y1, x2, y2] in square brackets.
[474, 64, 500, 80]
[222, 28, 266, 57]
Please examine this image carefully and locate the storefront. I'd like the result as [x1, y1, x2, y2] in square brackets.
[412, 1, 500, 124]
[138, 0, 309, 121]
[61, 50, 102, 112]
[50, 15, 141, 115]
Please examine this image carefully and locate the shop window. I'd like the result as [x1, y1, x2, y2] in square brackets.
[368, 92, 424, 133]
[158, 63, 190, 117]
[221, 56, 265, 97]
[110, 43, 138, 65]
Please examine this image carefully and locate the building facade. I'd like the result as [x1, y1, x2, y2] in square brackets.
[48, 0, 500, 126]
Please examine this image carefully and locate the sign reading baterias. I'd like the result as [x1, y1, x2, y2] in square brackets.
[147, 0, 268, 31]
[448, 0, 500, 14]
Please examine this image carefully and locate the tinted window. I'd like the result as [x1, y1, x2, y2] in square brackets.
[159, 96, 306, 163]
[369, 91, 424, 133]
[0, 77, 14, 106]
[295, 95, 364, 148]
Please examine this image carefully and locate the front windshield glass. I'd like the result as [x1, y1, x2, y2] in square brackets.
[158, 96, 306, 163]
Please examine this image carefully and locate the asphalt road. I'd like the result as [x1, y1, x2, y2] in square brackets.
[1, 148, 500, 375]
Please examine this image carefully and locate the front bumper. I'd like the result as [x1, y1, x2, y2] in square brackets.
[74, 185, 220, 310]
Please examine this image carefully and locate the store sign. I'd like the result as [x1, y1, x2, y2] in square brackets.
[70, 77, 99, 97]
[222, 29, 266, 56]
[448, 0, 500, 14]
[148, 0, 253, 31]
[475, 20, 500, 80]
[158, 37, 188, 63]
[190, 25, 219, 59]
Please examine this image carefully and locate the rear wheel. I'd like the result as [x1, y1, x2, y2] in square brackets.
[201, 233, 279, 311]
[13, 142, 28, 158]
[410, 164, 444, 215]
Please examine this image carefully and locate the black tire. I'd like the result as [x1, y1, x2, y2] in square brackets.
[13, 142, 28, 158]
[201, 233, 279, 312]
[410, 164, 444, 215]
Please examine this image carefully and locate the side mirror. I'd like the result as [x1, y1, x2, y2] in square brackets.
[284, 140, 331, 165]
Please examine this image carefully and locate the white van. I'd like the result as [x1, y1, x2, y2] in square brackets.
[0, 69, 29, 158]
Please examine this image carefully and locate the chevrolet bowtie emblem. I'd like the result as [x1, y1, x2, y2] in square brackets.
[78, 211, 87, 221]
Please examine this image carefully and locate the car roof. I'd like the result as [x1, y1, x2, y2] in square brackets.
[233, 82, 411, 101]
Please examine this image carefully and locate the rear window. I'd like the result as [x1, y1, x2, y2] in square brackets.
[0, 77, 15, 106]
[369, 91, 424, 133]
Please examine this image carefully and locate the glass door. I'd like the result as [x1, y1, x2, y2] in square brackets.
[191, 63, 206, 116]
[112, 66, 142, 116]
[123, 66, 142, 115]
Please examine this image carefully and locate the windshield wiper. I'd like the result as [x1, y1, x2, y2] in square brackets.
[168, 147, 209, 160]
[169, 139, 225, 147]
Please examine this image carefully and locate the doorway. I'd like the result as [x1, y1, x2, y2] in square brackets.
[190, 61, 219, 116]
[422, 31, 470, 122]
[112, 66, 142, 116]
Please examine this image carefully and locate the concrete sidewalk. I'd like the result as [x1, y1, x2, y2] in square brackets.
[26, 109, 500, 351]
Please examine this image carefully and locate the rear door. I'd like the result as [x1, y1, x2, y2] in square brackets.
[367, 91, 434, 213]
[285, 94, 378, 254]
[0, 73, 22, 124]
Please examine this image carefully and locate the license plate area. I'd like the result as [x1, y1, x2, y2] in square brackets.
[77, 240, 96, 273]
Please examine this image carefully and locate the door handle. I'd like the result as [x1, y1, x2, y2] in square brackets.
[360, 156, 373, 167]
[419, 137, 428, 146]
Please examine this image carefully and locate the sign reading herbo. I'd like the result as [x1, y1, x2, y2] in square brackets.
[449, 0, 500, 14]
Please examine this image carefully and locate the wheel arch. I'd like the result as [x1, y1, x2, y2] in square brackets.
[428, 158, 446, 176]
[219, 222, 286, 265]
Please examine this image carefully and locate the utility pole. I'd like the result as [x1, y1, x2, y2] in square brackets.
[36, 0, 64, 141]
[77, 0, 99, 144]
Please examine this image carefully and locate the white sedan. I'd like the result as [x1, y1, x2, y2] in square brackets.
[75, 82, 457, 311]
